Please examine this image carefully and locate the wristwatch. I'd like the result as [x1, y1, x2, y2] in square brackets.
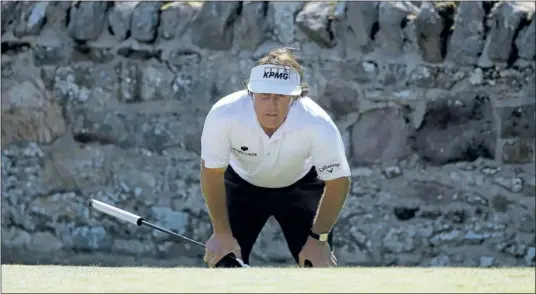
[309, 230, 329, 242]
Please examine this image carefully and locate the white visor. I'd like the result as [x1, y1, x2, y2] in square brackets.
[246, 64, 302, 96]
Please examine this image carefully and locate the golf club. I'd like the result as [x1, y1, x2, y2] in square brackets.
[88, 199, 248, 268]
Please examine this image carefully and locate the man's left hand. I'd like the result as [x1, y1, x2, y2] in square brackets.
[298, 236, 337, 268]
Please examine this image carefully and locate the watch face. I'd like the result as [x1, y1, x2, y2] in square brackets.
[319, 234, 328, 242]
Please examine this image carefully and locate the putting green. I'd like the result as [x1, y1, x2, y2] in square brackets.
[2, 265, 534, 293]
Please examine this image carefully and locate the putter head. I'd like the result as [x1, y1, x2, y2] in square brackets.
[214, 253, 249, 268]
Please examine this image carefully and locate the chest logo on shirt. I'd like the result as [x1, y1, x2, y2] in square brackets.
[318, 163, 340, 173]
[232, 146, 257, 157]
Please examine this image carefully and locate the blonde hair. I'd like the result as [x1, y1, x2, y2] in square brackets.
[246, 47, 309, 98]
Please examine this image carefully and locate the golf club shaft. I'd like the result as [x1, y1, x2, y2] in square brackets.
[141, 220, 206, 248]
[143, 219, 246, 267]
[89, 199, 204, 248]
[89, 199, 247, 267]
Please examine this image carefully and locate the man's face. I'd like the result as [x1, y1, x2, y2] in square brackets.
[252, 93, 294, 130]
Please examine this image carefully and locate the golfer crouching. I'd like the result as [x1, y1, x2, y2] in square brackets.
[200, 48, 351, 268]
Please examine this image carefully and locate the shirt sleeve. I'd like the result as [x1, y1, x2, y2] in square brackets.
[200, 107, 231, 168]
[310, 122, 351, 181]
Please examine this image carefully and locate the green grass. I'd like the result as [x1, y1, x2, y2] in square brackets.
[2, 265, 535, 293]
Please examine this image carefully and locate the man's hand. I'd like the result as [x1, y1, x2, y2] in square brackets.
[204, 232, 242, 268]
[298, 236, 337, 268]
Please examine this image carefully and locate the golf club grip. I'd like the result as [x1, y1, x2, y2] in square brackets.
[89, 199, 143, 226]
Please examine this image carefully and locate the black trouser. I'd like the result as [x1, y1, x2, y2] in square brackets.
[223, 165, 334, 265]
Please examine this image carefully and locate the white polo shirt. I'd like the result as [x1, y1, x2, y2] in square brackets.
[200, 90, 351, 188]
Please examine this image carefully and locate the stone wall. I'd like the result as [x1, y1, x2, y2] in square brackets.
[1, 1, 535, 267]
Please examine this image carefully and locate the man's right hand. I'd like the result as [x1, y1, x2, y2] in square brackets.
[203, 232, 242, 268]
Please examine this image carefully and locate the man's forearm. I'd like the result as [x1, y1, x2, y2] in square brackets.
[200, 167, 232, 234]
[311, 177, 351, 234]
